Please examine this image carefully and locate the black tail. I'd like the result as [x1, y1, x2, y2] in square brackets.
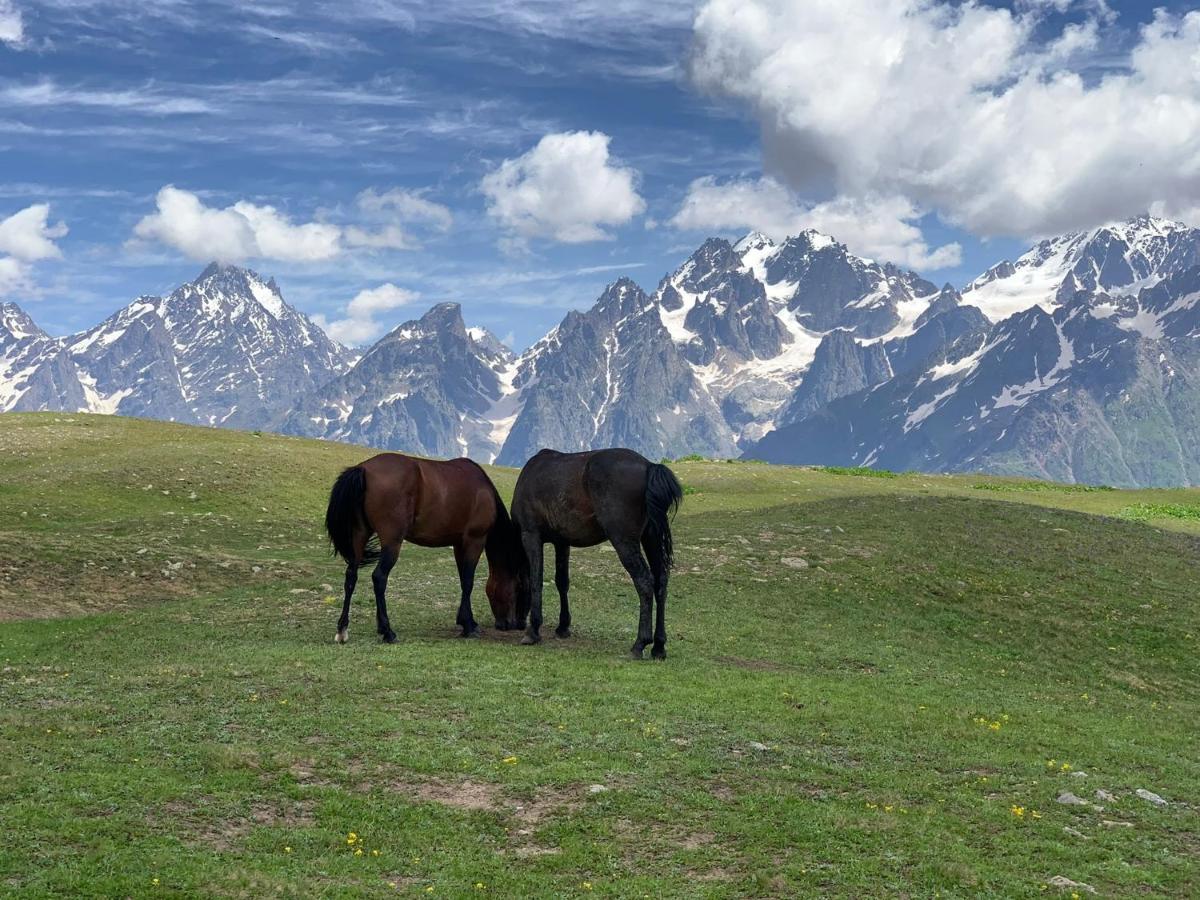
[325, 465, 380, 568]
[644, 462, 684, 571]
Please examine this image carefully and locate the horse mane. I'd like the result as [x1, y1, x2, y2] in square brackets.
[461, 459, 526, 578]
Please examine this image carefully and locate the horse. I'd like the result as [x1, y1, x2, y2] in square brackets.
[510, 448, 683, 659]
[323, 453, 525, 644]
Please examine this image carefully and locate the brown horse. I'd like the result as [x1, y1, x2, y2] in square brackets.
[511, 448, 683, 659]
[324, 453, 525, 643]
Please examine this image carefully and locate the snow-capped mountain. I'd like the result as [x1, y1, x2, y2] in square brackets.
[281, 302, 516, 459]
[749, 216, 1200, 486]
[6, 214, 1200, 486]
[0, 302, 87, 413]
[1, 264, 351, 425]
[963, 215, 1200, 321]
[67, 263, 351, 426]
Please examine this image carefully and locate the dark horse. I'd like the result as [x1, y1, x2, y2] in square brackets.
[324, 453, 525, 643]
[511, 448, 683, 659]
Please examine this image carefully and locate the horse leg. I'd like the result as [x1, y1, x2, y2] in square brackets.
[642, 535, 668, 661]
[335, 530, 368, 644]
[454, 540, 484, 638]
[372, 542, 400, 644]
[612, 537, 655, 660]
[520, 530, 544, 645]
[554, 543, 572, 638]
[335, 563, 357, 644]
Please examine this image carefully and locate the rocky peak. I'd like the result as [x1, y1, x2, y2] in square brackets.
[0, 301, 46, 344]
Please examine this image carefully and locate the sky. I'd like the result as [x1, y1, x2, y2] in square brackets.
[1, 0, 1199, 349]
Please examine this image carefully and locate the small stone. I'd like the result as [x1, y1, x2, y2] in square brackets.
[747, 741, 770, 752]
[1048, 875, 1096, 894]
[1069, 770, 1088, 778]
[780, 557, 809, 569]
[1055, 792, 1087, 806]
[1095, 789, 1116, 803]
[1135, 788, 1167, 807]
[587, 784, 609, 794]
[1062, 826, 1089, 839]
[1100, 819, 1134, 828]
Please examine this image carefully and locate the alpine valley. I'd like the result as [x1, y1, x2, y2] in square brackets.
[5, 215, 1200, 487]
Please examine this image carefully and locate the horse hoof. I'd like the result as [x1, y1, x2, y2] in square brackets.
[651, 646, 667, 661]
[555, 626, 571, 639]
[380, 630, 397, 644]
[520, 633, 541, 646]
[335, 629, 348, 644]
[461, 628, 482, 639]
[630, 645, 645, 660]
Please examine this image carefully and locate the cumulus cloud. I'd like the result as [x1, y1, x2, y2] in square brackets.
[671, 176, 961, 270]
[132, 185, 453, 263]
[344, 187, 453, 251]
[0, 203, 67, 294]
[0, 1, 24, 47]
[481, 131, 646, 244]
[313, 283, 418, 345]
[690, 0, 1200, 239]
[132, 186, 340, 263]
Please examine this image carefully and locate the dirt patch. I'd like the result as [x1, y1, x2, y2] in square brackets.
[152, 797, 315, 851]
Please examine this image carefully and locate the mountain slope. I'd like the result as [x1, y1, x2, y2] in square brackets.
[0, 302, 88, 413]
[495, 278, 736, 466]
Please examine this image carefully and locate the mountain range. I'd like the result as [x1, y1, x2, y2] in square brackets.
[4, 215, 1200, 487]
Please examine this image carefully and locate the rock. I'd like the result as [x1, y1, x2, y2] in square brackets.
[587, 784, 609, 794]
[747, 741, 770, 752]
[1069, 770, 1088, 778]
[1062, 826, 1089, 839]
[1095, 789, 1116, 803]
[780, 557, 809, 569]
[1048, 875, 1096, 894]
[1100, 819, 1134, 828]
[1135, 788, 1167, 807]
[1055, 792, 1088, 806]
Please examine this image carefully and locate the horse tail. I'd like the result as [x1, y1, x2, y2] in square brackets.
[325, 465, 380, 568]
[644, 462, 683, 572]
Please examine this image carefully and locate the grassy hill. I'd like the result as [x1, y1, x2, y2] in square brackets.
[1, 413, 1197, 897]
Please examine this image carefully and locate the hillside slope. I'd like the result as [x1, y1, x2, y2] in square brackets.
[0, 414, 1197, 897]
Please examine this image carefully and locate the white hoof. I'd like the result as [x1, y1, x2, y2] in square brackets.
[335, 628, 348, 644]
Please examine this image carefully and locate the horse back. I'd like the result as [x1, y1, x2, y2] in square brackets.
[514, 448, 650, 545]
[359, 453, 497, 547]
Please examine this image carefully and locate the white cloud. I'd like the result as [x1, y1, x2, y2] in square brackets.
[0, 204, 67, 262]
[481, 131, 646, 244]
[0, 1, 24, 47]
[314, 283, 418, 345]
[133, 185, 453, 263]
[671, 177, 961, 271]
[690, 1, 1200, 239]
[0, 203, 67, 294]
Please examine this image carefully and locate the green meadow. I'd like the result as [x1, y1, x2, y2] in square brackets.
[0, 413, 1196, 897]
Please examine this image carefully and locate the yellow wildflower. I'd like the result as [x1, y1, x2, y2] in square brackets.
[502, 756, 518, 764]
[1011, 805, 1025, 818]
[354, 847, 363, 857]
[284, 846, 292, 853]
[347, 832, 358, 845]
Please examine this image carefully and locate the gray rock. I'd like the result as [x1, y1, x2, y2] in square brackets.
[780, 557, 809, 569]
[1135, 788, 1167, 807]
[1048, 875, 1096, 894]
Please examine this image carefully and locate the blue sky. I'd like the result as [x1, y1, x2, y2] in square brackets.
[1, 0, 1198, 348]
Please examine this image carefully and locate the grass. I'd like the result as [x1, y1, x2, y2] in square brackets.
[1, 413, 1198, 898]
